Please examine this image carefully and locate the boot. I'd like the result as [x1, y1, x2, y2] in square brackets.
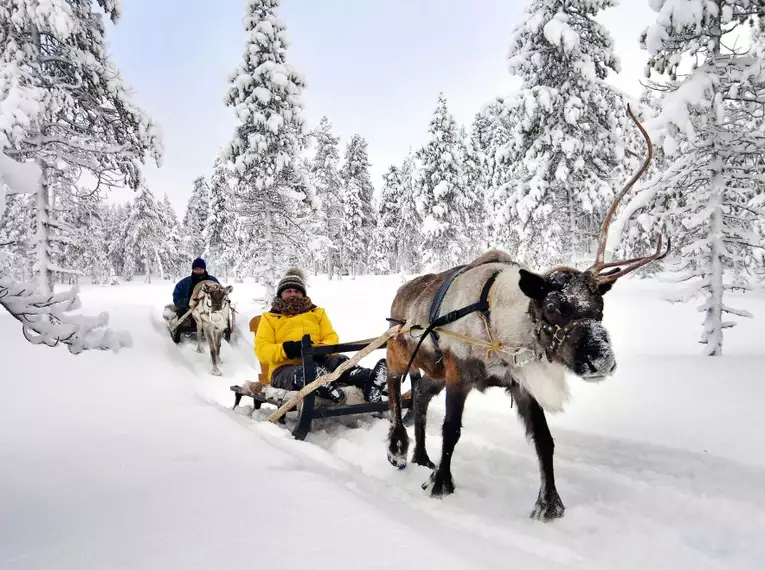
[362, 358, 387, 403]
[299, 365, 346, 404]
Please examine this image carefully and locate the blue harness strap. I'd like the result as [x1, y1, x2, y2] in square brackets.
[396, 270, 500, 388]
[429, 265, 469, 324]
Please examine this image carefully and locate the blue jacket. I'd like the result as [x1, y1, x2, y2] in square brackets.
[173, 274, 220, 309]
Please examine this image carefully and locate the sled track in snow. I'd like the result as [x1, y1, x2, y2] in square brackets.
[218, 394, 765, 570]
[152, 310, 765, 569]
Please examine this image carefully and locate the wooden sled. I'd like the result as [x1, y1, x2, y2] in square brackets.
[230, 316, 416, 441]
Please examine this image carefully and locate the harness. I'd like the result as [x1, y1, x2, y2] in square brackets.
[388, 267, 544, 390]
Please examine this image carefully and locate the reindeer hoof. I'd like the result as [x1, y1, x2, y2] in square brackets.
[211, 369, 223, 377]
[530, 490, 565, 521]
[422, 470, 455, 497]
[411, 449, 435, 469]
[387, 449, 407, 470]
[387, 423, 409, 469]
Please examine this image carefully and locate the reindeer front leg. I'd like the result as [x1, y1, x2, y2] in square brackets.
[423, 381, 469, 497]
[209, 328, 223, 376]
[195, 318, 205, 353]
[508, 383, 564, 521]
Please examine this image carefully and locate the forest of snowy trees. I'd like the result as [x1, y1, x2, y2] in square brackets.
[2, 0, 765, 354]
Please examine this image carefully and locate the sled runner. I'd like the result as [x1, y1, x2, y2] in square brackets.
[230, 316, 417, 440]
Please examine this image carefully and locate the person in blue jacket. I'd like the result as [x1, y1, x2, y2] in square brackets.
[172, 257, 220, 317]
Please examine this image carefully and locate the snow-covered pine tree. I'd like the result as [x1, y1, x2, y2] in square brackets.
[458, 123, 489, 259]
[105, 202, 129, 280]
[397, 150, 424, 274]
[616, 86, 670, 269]
[291, 155, 325, 273]
[369, 164, 404, 274]
[224, 0, 310, 297]
[118, 185, 170, 283]
[0, 0, 162, 294]
[414, 93, 469, 270]
[480, 100, 518, 253]
[339, 134, 375, 278]
[307, 116, 343, 278]
[615, 0, 765, 356]
[504, 0, 626, 267]
[0, 160, 129, 352]
[0, 191, 35, 281]
[158, 195, 185, 280]
[182, 176, 210, 261]
[61, 191, 111, 284]
[204, 159, 237, 281]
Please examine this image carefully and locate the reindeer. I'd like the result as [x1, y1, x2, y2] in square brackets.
[190, 280, 234, 376]
[384, 105, 668, 521]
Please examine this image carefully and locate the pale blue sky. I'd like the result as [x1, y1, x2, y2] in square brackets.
[106, 0, 656, 215]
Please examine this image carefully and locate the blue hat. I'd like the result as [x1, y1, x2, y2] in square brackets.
[192, 257, 206, 271]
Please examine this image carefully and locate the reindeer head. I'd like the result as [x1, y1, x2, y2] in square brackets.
[201, 283, 233, 313]
[518, 104, 669, 381]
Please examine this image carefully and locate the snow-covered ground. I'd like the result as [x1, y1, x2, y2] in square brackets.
[1, 273, 764, 570]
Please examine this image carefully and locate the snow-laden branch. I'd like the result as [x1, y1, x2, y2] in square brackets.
[0, 278, 132, 354]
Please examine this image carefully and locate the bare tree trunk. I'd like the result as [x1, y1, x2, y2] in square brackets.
[702, 16, 724, 357]
[264, 201, 277, 297]
[567, 188, 577, 263]
[703, 165, 724, 356]
[35, 162, 53, 294]
[153, 248, 165, 281]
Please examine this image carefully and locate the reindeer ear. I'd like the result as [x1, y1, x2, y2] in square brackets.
[598, 282, 613, 295]
[518, 269, 551, 300]
[225, 285, 233, 294]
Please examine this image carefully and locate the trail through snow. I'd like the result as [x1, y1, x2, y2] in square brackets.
[2, 275, 764, 569]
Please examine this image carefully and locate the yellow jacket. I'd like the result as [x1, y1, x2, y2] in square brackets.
[254, 307, 339, 381]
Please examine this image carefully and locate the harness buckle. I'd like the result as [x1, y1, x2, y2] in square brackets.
[552, 325, 567, 344]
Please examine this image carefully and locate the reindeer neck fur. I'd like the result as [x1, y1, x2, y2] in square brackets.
[392, 262, 570, 412]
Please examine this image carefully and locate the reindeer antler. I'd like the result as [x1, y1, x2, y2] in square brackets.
[587, 103, 670, 284]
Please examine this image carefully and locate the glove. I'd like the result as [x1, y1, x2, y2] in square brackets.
[282, 341, 302, 359]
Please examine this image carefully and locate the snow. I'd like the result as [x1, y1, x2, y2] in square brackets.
[543, 12, 580, 53]
[2, 274, 764, 569]
[0, 155, 41, 200]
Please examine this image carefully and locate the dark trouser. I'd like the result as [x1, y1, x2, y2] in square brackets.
[270, 354, 373, 391]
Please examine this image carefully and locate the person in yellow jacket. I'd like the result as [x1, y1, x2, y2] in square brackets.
[255, 268, 387, 404]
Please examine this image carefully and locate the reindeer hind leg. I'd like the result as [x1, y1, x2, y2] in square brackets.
[386, 338, 411, 469]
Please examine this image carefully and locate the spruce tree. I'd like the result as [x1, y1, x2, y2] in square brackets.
[182, 176, 210, 260]
[224, 0, 309, 296]
[616, 0, 765, 355]
[504, 0, 625, 267]
[307, 117, 343, 277]
[0, 0, 161, 293]
[205, 159, 237, 280]
[339, 134, 374, 278]
[414, 93, 468, 270]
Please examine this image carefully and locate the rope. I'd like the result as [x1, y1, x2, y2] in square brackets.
[424, 323, 537, 364]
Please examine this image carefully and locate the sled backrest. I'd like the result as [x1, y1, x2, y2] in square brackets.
[249, 315, 269, 384]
